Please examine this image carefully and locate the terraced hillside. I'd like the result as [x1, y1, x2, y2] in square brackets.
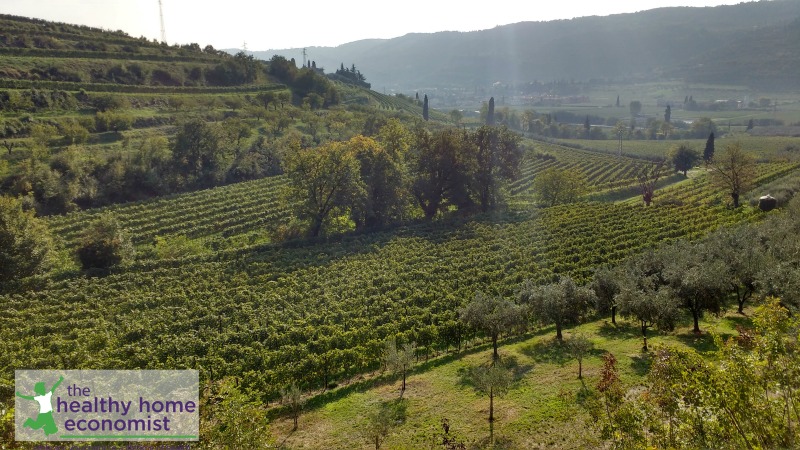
[0, 14, 267, 89]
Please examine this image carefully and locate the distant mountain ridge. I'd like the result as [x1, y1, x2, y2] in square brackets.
[244, 0, 800, 91]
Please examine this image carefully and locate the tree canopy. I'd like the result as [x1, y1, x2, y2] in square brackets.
[76, 212, 133, 271]
[0, 195, 53, 287]
[283, 138, 366, 237]
[460, 292, 524, 361]
[668, 145, 700, 176]
[518, 276, 594, 341]
[531, 167, 588, 207]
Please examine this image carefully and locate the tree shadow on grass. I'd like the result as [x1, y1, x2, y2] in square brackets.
[519, 338, 570, 366]
[502, 355, 535, 380]
[469, 434, 515, 450]
[676, 331, 734, 353]
[277, 332, 544, 420]
[455, 355, 534, 390]
[723, 314, 754, 330]
[595, 321, 641, 340]
[630, 352, 653, 376]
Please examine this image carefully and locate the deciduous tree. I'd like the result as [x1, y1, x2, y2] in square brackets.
[637, 160, 665, 206]
[471, 126, 523, 212]
[76, 213, 133, 271]
[531, 167, 588, 207]
[172, 119, 227, 186]
[668, 145, 700, 176]
[0, 195, 53, 287]
[690, 117, 716, 138]
[708, 142, 756, 208]
[283, 139, 365, 237]
[409, 128, 475, 219]
[449, 109, 463, 125]
[348, 135, 407, 229]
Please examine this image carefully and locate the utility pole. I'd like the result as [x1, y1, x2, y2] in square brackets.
[158, 0, 167, 44]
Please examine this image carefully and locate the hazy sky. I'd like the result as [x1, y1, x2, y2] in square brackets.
[3, 0, 744, 50]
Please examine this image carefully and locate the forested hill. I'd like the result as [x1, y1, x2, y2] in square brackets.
[249, 0, 800, 90]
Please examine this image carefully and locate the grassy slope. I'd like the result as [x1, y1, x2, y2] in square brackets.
[269, 312, 745, 449]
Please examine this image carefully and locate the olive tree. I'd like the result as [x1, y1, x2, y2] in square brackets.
[383, 337, 415, 398]
[518, 276, 594, 341]
[460, 292, 525, 362]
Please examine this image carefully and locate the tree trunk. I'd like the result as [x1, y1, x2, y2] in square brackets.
[732, 192, 740, 208]
[611, 306, 617, 325]
[401, 371, 406, 398]
[492, 334, 499, 362]
[578, 359, 583, 379]
[310, 216, 324, 237]
[556, 322, 563, 341]
[693, 309, 701, 333]
[489, 387, 494, 422]
[737, 287, 750, 314]
[293, 415, 298, 431]
[641, 322, 648, 352]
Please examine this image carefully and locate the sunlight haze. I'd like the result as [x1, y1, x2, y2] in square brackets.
[3, 0, 744, 50]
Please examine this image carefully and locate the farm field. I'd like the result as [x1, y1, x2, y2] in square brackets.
[557, 134, 800, 160]
[2, 156, 787, 400]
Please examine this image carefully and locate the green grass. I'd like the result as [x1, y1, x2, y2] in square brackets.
[269, 310, 745, 449]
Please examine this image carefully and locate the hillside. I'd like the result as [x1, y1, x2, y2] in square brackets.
[3, 11, 800, 449]
[0, 14, 268, 88]
[251, 0, 800, 90]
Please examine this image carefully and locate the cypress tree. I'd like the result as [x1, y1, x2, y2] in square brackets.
[422, 94, 429, 121]
[487, 97, 495, 125]
[704, 132, 715, 163]
[616, 95, 620, 107]
[664, 105, 671, 123]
